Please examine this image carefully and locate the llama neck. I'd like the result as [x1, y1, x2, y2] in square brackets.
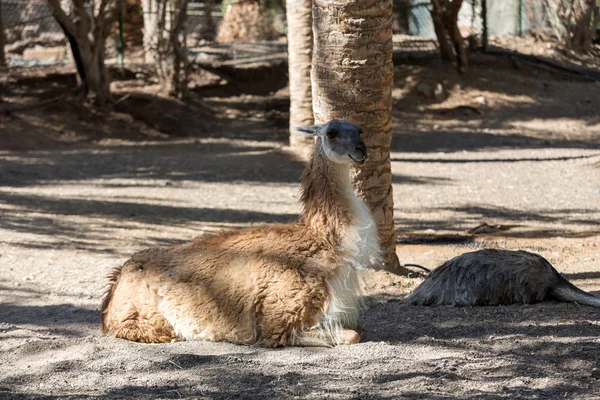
[300, 141, 381, 267]
[300, 143, 353, 243]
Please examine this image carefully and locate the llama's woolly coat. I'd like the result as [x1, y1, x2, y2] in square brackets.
[101, 129, 381, 347]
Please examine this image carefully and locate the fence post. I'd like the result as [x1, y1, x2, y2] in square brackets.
[518, 0, 523, 36]
[0, 0, 6, 69]
[118, 8, 125, 69]
[481, 0, 488, 51]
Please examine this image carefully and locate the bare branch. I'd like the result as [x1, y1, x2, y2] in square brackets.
[46, 0, 77, 37]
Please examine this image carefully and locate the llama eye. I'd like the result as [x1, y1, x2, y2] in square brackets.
[326, 129, 339, 139]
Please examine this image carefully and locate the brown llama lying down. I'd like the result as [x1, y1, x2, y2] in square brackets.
[404, 249, 600, 307]
[100, 120, 382, 347]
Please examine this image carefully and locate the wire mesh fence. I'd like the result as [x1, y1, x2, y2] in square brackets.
[394, 0, 594, 57]
[1, 0, 68, 70]
[397, 1, 556, 41]
[0, 0, 224, 72]
[1, 0, 595, 76]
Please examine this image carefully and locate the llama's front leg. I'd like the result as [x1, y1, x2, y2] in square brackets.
[340, 329, 361, 344]
[293, 328, 360, 347]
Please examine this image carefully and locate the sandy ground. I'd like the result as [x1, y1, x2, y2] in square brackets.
[1, 56, 600, 398]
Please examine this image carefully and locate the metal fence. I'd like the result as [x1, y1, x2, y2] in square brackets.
[1, 0, 67, 69]
[1, 0, 593, 73]
[404, 0, 559, 39]
[0, 0, 223, 71]
[391, 0, 591, 63]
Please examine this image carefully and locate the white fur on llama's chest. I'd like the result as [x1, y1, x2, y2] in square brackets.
[318, 174, 382, 342]
[339, 173, 382, 269]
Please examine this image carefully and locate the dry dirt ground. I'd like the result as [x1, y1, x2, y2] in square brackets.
[1, 53, 600, 399]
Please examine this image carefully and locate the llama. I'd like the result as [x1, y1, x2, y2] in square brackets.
[100, 120, 382, 346]
[405, 249, 600, 307]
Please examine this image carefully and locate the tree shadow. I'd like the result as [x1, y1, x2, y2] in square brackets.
[391, 152, 600, 164]
[391, 53, 600, 154]
[0, 141, 305, 187]
[0, 192, 297, 227]
[2, 344, 596, 399]
[391, 174, 453, 185]
[355, 295, 600, 397]
[0, 303, 96, 338]
[390, 127, 600, 154]
[0, 189, 298, 254]
[362, 295, 600, 343]
[1, 67, 290, 152]
[113, 93, 213, 138]
[395, 204, 600, 239]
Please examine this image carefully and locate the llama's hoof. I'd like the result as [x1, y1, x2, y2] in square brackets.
[341, 329, 360, 345]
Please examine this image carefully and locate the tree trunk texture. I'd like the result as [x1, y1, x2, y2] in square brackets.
[47, 0, 119, 106]
[199, 0, 216, 40]
[142, 0, 160, 63]
[152, 0, 189, 98]
[0, 1, 7, 69]
[569, 0, 600, 53]
[168, 0, 189, 98]
[430, 0, 467, 72]
[312, 0, 407, 274]
[77, 33, 111, 105]
[286, 0, 314, 157]
[217, 1, 277, 43]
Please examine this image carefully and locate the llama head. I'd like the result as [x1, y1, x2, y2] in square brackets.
[295, 120, 368, 166]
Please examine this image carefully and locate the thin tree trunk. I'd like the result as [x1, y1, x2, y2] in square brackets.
[200, 0, 216, 40]
[431, 0, 467, 72]
[312, 0, 408, 274]
[286, 0, 314, 157]
[168, 0, 189, 98]
[431, 1, 456, 63]
[570, 0, 599, 53]
[47, 0, 117, 106]
[447, 0, 467, 70]
[142, 0, 159, 63]
[550, 0, 598, 53]
[0, 1, 7, 69]
[152, 0, 188, 98]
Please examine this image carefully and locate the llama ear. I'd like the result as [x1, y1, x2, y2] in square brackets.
[294, 125, 322, 137]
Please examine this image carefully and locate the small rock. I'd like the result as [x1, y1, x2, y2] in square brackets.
[512, 58, 523, 70]
[474, 95, 486, 105]
[417, 82, 433, 98]
[433, 83, 445, 101]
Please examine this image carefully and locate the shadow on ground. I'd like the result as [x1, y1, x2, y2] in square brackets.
[0, 142, 304, 187]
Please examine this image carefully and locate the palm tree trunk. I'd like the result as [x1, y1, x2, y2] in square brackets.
[312, 0, 407, 274]
[286, 0, 314, 156]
